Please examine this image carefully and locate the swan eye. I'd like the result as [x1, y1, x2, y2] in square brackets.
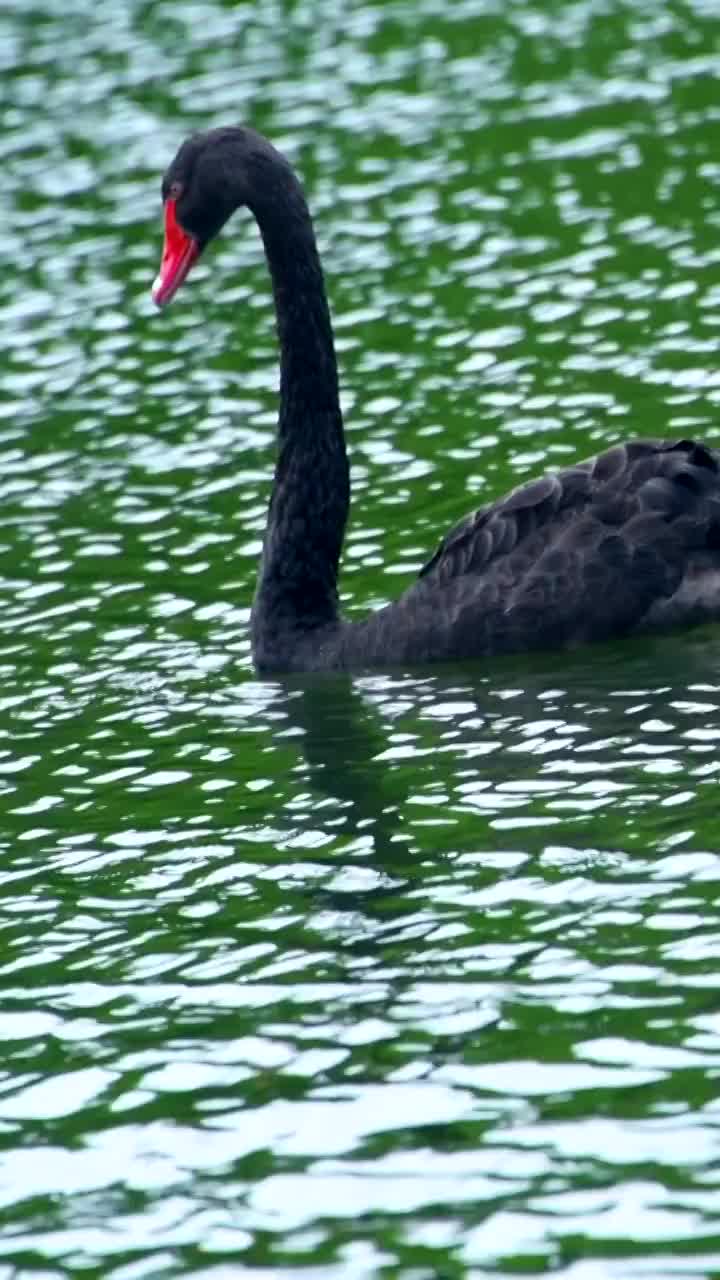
[169, 181, 183, 201]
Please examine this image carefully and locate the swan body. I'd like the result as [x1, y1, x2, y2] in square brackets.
[152, 126, 720, 672]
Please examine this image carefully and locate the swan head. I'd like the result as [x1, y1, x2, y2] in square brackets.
[152, 127, 265, 308]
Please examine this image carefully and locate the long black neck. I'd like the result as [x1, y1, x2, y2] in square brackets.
[243, 143, 349, 667]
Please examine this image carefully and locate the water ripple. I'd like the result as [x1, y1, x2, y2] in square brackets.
[3, 0, 720, 1275]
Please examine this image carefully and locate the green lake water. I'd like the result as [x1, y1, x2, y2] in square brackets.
[3, 0, 720, 1275]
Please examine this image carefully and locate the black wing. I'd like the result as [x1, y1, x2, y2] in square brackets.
[416, 438, 720, 650]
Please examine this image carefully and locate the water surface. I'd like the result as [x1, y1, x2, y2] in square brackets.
[2, 0, 720, 1275]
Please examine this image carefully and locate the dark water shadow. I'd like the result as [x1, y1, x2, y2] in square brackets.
[269, 624, 720, 875]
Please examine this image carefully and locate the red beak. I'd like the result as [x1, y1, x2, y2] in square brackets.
[151, 198, 200, 307]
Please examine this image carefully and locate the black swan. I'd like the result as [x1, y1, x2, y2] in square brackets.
[152, 126, 720, 673]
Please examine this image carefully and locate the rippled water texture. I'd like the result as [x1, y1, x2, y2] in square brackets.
[2, 0, 720, 1275]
